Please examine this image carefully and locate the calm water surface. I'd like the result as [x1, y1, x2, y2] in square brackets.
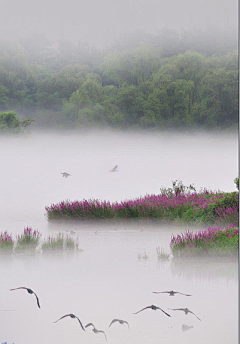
[0, 131, 238, 344]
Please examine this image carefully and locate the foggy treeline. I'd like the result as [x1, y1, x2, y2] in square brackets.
[0, 28, 238, 131]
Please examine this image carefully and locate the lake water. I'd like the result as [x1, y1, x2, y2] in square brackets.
[0, 130, 238, 344]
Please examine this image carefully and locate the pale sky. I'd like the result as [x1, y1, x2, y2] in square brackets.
[0, 0, 238, 46]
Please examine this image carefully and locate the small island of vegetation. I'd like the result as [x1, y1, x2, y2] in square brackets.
[45, 179, 239, 257]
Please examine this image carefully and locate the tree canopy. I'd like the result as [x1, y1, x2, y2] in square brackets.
[0, 28, 238, 130]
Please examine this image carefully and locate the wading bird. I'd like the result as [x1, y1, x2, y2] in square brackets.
[10, 287, 40, 308]
[109, 318, 130, 329]
[152, 290, 192, 296]
[61, 172, 71, 178]
[54, 313, 85, 331]
[168, 308, 201, 321]
[133, 305, 171, 317]
[85, 323, 107, 341]
[109, 165, 118, 172]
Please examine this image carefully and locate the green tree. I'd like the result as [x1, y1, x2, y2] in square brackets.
[0, 111, 21, 132]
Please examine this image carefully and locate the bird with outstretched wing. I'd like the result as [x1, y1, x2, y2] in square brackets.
[134, 305, 171, 317]
[152, 290, 192, 296]
[10, 287, 40, 308]
[168, 308, 201, 321]
[109, 318, 130, 329]
[85, 323, 107, 341]
[54, 313, 85, 331]
[109, 165, 118, 172]
[61, 172, 71, 178]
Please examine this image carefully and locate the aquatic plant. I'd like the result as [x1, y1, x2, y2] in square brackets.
[156, 247, 170, 261]
[45, 190, 238, 225]
[137, 251, 149, 261]
[41, 232, 78, 251]
[65, 235, 76, 250]
[15, 227, 41, 251]
[0, 231, 14, 251]
[170, 224, 239, 256]
[41, 232, 64, 251]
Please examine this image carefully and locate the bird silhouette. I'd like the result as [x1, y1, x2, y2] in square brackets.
[61, 172, 71, 178]
[168, 308, 201, 321]
[133, 305, 171, 317]
[10, 287, 40, 308]
[109, 318, 130, 329]
[54, 313, 85, 331]
[85, 323, 107, 341]
[109, 165, 118, 172]
[152, 290, 192, 296]
[182, 324, 194, 332]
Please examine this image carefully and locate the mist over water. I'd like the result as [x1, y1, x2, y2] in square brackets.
[0, 130, 238, 344]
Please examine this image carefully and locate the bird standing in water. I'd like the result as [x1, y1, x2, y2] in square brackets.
[10, 287, 40, 308]
[109, 318, 130, 329]
[168, 308, 201, 321]
[152, 290, 192, 296]
[53, 313, 85, 331]
[133, 305, 171, 317]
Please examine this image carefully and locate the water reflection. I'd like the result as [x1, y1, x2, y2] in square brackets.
[171, 255, 238, 282]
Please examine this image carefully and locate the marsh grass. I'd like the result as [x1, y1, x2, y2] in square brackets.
[15, 227, 41, 252]
[0, 231, 14, 252]
[64, 235, 76, 250]
[137, 251, 149, 261]
[41, 232, 78, 251]
[45, 190, 239, 226]
[156, 247, 170, 261]
[170, 225, 239, 257]
[41, 232, 64, 251]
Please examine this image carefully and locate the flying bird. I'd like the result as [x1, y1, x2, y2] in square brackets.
[61, 172, 71, 178]
[109, 318, 130, 329]
[133, 305, 171, 317]
[85, 323, 107, 341]
[109, 165, 118, 172]
[54, 313, 85, 331]
[168, 308, 201, 321]
[152, 290, 192, 296]
[10, 287, 40, 308]
[182, 324, 194, 332]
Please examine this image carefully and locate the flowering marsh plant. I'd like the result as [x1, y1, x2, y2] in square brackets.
[0, 231, 14, 251]
[15, 227, 41, 250]
[45, 189, 238, 226]
[170, 224, 239, 256]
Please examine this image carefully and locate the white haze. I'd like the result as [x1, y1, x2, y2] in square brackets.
[0, 130, 238, 228]
[0, 130, 238, 344]
[0, 0, 238, 46]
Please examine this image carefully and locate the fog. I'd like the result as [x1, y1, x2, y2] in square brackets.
[0, 130, 238, 344]
[0, 130, 238, 227]
[0, 0, 238, 46]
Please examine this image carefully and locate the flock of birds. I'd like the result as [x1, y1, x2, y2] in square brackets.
[61, 165, 119, 178]
[9, 164, 200, 340]
[9, 287, 201, 341]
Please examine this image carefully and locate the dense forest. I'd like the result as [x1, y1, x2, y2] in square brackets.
[0, 28, 238, 131]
